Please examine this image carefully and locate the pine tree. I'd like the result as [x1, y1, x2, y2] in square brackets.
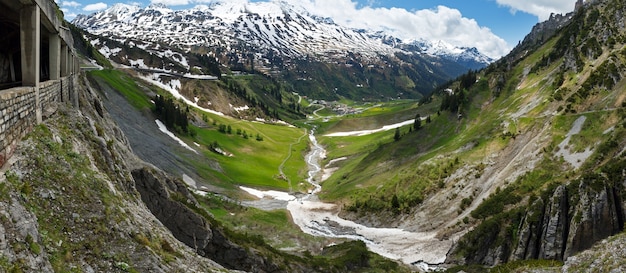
[414, 114, 422, 131]
[391, 194, 400, 212]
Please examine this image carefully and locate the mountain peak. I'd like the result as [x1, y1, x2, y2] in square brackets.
[145, 3, 173, 14]
[73, 2, 493, 76]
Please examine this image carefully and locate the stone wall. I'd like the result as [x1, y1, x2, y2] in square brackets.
[0, 75, 77, 167]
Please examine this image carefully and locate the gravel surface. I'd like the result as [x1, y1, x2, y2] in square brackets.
[91, 76, 221, 191]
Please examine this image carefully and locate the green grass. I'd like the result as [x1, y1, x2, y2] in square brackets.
[88, 68, 311, 192]
[88, 69, 152, 110]
[189, 115, 309, 191]
[312, 100, 420, 134]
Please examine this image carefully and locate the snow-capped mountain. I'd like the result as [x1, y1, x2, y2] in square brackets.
[401, 39, 494, 70]
[72, 1, 494, 101]
[73, 1, 492, 68]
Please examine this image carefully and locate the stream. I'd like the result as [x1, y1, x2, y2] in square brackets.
[240, 129, 453, 269]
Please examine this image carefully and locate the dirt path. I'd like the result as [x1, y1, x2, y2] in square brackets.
[279, 129, 308, 192]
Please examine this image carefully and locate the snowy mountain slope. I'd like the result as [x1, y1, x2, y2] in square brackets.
[73, 1, 492, 68]
[72, 1, 493, 101]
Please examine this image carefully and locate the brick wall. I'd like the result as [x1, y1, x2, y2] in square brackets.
[0, 74, 77, 167]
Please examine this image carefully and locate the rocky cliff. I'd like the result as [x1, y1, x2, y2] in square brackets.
[451, 168, 626, 266]
[0, 74, 232, 272]
[132, 167, 285, 272]
[442, 0, 626, 268]
[0, 71, 334, 272]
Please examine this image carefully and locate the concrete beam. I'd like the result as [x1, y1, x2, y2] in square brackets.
[20, 4, 40, 87]
[60, 44, 68, 77]
[59, 26, 74, 53]
[74, 55, 79, 73]
[49, 34, 60, 80]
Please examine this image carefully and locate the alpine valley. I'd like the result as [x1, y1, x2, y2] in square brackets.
[3, 0, 626, 272]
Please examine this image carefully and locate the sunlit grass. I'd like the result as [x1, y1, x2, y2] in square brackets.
[88, 69, 152, 110]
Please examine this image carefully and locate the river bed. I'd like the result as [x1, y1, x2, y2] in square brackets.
[241, 128, 453, 267]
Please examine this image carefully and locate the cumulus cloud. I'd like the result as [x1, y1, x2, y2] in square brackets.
[496, 0, 575, 21]
[287, 0, 510, 58]
[83, 2, 108, 11]
[150, 0, 190, 5]
[61, 1, 81, 7]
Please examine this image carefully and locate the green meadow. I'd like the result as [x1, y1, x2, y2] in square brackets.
[89, 69, 311, 192]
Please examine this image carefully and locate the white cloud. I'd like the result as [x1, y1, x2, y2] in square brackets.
[287, 0, 510, 58]
[65, 12, 78, 20]
[150, 0, 190, 5]
[83, 2, 108, 11]
[496, 0, 575, 21]
[62, 1, 81, 7]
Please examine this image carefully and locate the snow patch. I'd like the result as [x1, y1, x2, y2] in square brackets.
[138, 74, 225, 116]
[325, 119, 416, 137]
[155, 119, 198, 154]
[129, 59, 148, 68]
[240, 186, 296, 202]
[182, 174, 197, 189]
[233, 105, 249, 112]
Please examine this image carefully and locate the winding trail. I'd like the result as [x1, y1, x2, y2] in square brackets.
[278, 129, 308, 192]
[310, 104, 325, 118]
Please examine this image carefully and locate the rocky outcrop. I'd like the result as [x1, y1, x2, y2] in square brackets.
[564, 179, 625, 257]
[132, 167, 282, 273]
[455, 174, 626, 266]
[132, 167, 212, 252]
[517, 180, 624, 263]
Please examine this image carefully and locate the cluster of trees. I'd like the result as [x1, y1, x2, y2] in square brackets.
[394, 113, 431, 141]
[582, 56, 622, 91]
[222, 77, 282, 119]
[194, 53, 222, 78]
[440, 70, 477, 113]
[216, 123, 264, 141]
[153, 95, 190, 135]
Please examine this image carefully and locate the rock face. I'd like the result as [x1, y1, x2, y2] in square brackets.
[132, 167, 281, 273]
[457, 176, 626, 266]
[0, 74, 231, 272]
[516, 181, 624, 263]
[132, 167, 213, 252]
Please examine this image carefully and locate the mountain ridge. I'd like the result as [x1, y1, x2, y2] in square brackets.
[73, 1, 493, 67]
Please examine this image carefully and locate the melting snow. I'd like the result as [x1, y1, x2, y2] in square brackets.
[139, 73, 225, 116]
[240, 186, 296, 202]
[155, 119, 198, 154]
[233, 105, 249, 112]
[129, 59, 147, 68]
[325, 119, 416, 137]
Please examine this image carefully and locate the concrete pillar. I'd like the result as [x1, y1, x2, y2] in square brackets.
[49, 34, 61, 80]
[20, 4, 40, 87]
[74, 55, 79, 73]
[60, 44, 68, 77]
[20, 4, 42, 124]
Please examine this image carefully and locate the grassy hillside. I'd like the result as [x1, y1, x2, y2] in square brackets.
[88, 69, 311, 194]
[312, 0, 626, 270]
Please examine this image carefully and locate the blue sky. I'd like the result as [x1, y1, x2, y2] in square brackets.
[358, 0, 538, 47]
[60, 0, 578, 58]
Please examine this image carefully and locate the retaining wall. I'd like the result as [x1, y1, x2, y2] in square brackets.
[0, 74, 77, 167]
